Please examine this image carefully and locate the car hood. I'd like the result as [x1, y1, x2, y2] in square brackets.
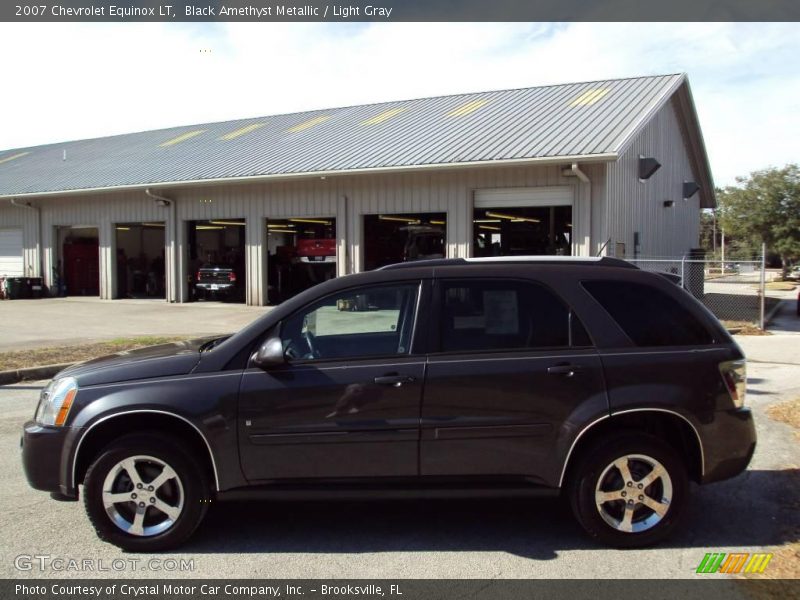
[56, 337, 218, 387]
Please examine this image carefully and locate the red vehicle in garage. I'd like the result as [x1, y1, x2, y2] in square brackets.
[296, 238, 336, 264]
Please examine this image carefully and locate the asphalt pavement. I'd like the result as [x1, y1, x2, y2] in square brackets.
[1, 303, 798, 579]
[0, 297, 266, 351]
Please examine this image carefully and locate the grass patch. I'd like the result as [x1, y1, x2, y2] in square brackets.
[765, 281, 798, 291]
[0, 336, 191, 371]
[767, 397, 800, 437]
[725, 321, 771, 336]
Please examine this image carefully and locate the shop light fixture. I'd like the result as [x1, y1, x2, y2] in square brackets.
[288, 218, 331, 225]
[209, 220, 245, 226]
[115, 227, 130, 231]
[486, 211, 541, 224]
[429, 220, 446, 225]
[268, 223, 296, 228]
[473, 219, 501, 223]
[378, 215, 420, 223]
[479, 225, 501, 231]
[268, 229, 296, 234]
[141, 222, 165, 227]
[196, 225, 224, 230]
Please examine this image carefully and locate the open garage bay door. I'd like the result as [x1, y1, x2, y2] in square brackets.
[0, 229, 24, 277]
[473, 187, 574, 257]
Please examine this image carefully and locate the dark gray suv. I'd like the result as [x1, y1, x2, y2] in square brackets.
[21, 257, 756, 551]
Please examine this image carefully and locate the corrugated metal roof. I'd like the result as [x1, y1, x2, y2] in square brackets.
[0, 74, 691, 197]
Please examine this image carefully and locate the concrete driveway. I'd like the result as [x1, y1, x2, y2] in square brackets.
[0, 297, 267, 351]
[0, 321, 798, 578]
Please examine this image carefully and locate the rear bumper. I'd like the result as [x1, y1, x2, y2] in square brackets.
[196, 283, 235, 291]
[20, 421, 75, 497]
[701, 407, 757, 484]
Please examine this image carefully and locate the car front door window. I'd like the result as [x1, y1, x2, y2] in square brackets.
[282, 283, 419, 361]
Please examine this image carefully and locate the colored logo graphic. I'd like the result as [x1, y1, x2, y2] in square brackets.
[696, 552, 773, 574]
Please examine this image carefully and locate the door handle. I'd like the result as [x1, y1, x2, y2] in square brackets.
[547, 364, 582, 377]
[374, 375, 416, 387]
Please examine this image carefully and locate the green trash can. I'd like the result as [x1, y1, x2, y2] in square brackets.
[5, 277, 27, 299]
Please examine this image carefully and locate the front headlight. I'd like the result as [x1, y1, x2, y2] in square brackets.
[35, 377, 78, 426]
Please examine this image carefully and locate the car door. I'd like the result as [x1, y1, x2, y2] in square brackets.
[420, 277, 607, 484]
[239, 280, 426, 481]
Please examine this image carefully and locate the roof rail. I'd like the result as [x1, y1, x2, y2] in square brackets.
[378, 256, 637, 271]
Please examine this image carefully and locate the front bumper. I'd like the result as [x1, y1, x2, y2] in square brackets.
[21, 420, 78, 498]
[701, 407, 757, 484]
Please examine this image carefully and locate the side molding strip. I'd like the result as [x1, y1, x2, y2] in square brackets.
[72, 409, 221, 491]
[557, 408, 705, 488]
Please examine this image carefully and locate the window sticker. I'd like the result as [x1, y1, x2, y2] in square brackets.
[483, 290, 519, 334]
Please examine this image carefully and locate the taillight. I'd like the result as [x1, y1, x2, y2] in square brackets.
[719, 359, 746, 408]
[196, 271, 201, 281]
[228, 272, 237, 283]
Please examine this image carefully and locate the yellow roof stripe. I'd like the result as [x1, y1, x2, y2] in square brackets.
[287, 115, 330, 133]
[447, 99, 489, 117]
[219, 123, 266, 141]
[570, 88, 610, 107]
[159, 130, 206, 147]
[0, 151, 31, 165]
[361, 107, 407, 126]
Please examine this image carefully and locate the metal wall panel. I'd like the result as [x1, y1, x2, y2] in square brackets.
[603, 98, 701, 258]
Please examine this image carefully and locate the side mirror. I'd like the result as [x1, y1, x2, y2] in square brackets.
[252, 336, 285, 369]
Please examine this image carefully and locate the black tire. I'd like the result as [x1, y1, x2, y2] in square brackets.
[83, 433, 210, 552]
[567, 433, 688, 548]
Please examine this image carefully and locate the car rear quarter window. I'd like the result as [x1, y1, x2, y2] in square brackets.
[582, 280, 714, 347]
[439, 279, 589, 352]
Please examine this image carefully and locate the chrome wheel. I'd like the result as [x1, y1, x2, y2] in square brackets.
[594, 453, 673, 533]
[101, 455, 184, 537]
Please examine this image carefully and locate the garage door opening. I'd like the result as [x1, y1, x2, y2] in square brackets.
[115, 222, 166, 299]
[58, 226, 99, 296]
[473, 206, 572, 257]
[188, 219, 246, 303]
[267, 217, 336, 304]
[363, 213, 446, 271]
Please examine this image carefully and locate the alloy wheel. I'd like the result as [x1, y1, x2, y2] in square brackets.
[594, 453, 673, 533]
[101, 455, 184, 537]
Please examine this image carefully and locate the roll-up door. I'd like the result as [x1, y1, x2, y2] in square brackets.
[474, 186, 574, 208]
[0, 229, 24, 277]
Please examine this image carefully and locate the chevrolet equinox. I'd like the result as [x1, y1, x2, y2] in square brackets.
[21, 257, 756, 551]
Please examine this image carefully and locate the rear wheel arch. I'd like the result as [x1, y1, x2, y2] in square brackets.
[73, 411, 218, 492]
[561, 409, 704, 488]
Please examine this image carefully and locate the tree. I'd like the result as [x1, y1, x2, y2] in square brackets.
[717, 164, 800, 274]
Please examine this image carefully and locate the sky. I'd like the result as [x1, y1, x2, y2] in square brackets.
[0, 22, 797, 186]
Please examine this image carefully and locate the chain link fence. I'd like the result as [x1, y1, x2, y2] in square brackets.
[624, 256, 767, 329]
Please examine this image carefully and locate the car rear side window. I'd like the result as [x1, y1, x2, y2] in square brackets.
[582, 280, 714, 347]
[439, 279, 588, 352]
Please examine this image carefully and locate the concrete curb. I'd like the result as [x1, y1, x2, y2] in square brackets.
[0, 363, 74, 386]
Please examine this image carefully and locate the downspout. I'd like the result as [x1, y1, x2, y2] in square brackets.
[144, 188, 178, 303]
[9, 199, 43, 281]
[570, 163, 592, 256]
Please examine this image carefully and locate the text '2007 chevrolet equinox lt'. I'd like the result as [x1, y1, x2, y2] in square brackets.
[21, 257, 756, 551]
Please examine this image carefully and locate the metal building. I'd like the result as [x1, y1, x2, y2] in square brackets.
[0, 73, 714, 305]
